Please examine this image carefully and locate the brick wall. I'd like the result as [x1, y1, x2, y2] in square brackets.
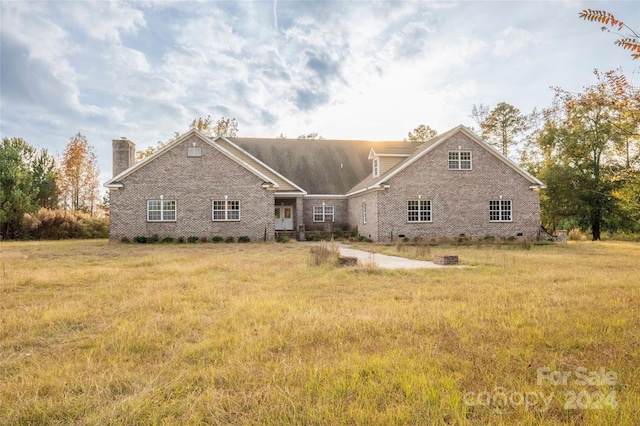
[374, 133, 541, 242]
[109, 134, 275, 241]
[303, 198, 349, 232]
[347, 191, 379, 240]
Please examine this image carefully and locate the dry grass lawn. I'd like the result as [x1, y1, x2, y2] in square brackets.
[1, 239, 639, 425]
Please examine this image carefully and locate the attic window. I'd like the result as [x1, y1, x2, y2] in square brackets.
[448, 150, 472, 170]
[373, 157, 380, 177]
[188, 147, 202, 157]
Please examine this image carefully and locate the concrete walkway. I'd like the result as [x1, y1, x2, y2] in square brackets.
[337, 244, 452, 269]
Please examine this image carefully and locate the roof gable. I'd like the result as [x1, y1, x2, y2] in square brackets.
[346, 125, 545, 195]
[104, 129, 282, 189]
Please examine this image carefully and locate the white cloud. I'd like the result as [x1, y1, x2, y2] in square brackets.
[2, 0, 639, 179]
[61, 0, 146, 42]
[493, 27, 542, 58]
[103, 45, 151, 73]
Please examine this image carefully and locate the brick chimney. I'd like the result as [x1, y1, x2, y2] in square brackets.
[112, 137, 136, 177]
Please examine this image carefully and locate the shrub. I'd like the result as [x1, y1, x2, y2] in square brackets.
[278, 235, 290, 243]
[350, 226, 359, 239]
[224, 236, 235, 243]
[187, 236, 199, 243]
[309, 239, 340, 266]
[200, 236, 208, 243]
[238, 236, 250, 243]
[306, 231, 333, 241]
[333, 228, 344, 238]
[20, 208, 109, 240]
[456, 234, 469, 244]
[161, 237, 174, 243]
[120, 236, 131, 243]
[211, 236, 224, 243]
[568, 228, 586, 241]
[148, 234, 160, 243]
[357, 235, 372, 243]
[133, 236, 148, 244]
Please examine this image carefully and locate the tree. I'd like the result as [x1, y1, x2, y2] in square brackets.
[191, 115, 239, 137]
[0, 137, 59, 239]
[59, 132, 101, 216]
[136, 140, 169, 162]
[579, 9, 640, 59]
[469, 103, 490, 136]
[406, 124, 438, 142]
[536, 70, 633, 240]
[481, 102, 529, 157]
[137, 116, 240, 161]
[0, 138, 37, 239]
[297, 133, 324, 140]
[31, 148, 59, 209]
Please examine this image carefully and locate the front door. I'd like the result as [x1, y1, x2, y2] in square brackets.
[274, 206, 293, 230]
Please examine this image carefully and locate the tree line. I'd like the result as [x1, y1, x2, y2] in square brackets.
[1, 132, 106, 240]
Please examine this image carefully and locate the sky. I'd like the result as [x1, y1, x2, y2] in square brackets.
[1, 0, 639, 185]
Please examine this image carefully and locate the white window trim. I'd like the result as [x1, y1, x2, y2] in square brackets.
[407, 200, 432, 223]
[373, 157, 380, 178]
[448, 150, 472, 170]
[313, 205, 335, 223]
[147, 200, 177, 222]
[489, 200, 512, 222]
[212, 200, 241, 221]
[362, 201, 367, 224]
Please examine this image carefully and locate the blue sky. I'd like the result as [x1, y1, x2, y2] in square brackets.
[1, 0, 639, 184]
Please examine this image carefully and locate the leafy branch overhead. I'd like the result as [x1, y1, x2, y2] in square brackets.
[406, 124, 438, 142]
[579, 9, 640, 59]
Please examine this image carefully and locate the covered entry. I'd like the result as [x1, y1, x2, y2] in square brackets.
[274, 205, 293, 230]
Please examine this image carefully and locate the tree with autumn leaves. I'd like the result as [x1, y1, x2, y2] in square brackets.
[58, 132, 101, 216]
[136, 116, 239, 160]
[529, 69, 639, 240]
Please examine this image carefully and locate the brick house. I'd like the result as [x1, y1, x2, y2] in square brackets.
[104, 125, 545, 242]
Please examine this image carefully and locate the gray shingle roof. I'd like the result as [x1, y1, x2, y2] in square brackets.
[230, 138, 419, 194]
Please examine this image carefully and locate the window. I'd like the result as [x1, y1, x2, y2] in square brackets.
[212, 200, 240, 221]
[313, 205, 335, 222]
[373, 157, 380, 177]
[407, 200, 431, 222]
[489, 200, 512, 222]
[448, 151, 472, 170]
[362, 201, 367, 224]
[188, 147, 202, 157]
[147, 200, 176, 222]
